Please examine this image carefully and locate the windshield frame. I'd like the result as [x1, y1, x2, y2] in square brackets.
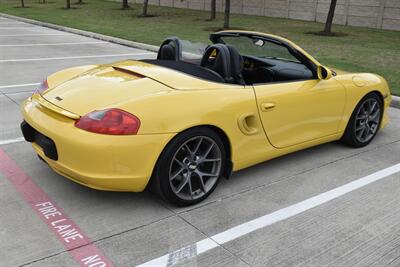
[210, 31, 318, 79]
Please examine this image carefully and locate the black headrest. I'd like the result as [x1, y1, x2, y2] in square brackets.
[157, 37, 182, 61]
[200, 44, 231, 82]
[158, 44, 175, 60]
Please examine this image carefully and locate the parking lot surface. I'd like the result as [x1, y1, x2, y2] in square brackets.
[1, 16, 400, 267]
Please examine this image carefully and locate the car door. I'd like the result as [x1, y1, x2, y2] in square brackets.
[253, 78, 346, 148]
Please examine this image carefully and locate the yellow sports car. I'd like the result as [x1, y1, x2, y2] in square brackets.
[21, 31, 391, 205]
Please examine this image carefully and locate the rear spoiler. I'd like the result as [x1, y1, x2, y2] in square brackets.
[32, 94, 80, 120]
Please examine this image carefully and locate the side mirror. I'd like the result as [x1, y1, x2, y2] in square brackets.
[317, 65, 333, 80]
[253, 39, 265, 47]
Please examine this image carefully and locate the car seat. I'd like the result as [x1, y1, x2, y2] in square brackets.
[157, 37, 182, 61]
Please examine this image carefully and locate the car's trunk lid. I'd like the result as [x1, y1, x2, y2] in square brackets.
[41, 64, 170, 116]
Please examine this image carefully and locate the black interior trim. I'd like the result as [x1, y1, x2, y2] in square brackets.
[142, 59, 225, 83]
[241, 55, 313, 84]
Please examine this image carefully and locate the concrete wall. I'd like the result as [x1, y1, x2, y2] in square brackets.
[132, 0, 400, 31]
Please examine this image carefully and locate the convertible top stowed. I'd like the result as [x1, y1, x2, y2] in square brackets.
[141, 59, 225, 83]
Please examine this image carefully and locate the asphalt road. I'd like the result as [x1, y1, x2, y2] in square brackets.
[1, 16, 400, 267]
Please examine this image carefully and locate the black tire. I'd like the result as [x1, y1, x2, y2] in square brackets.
[152, 127, 227, 206]
[341, 92, 383, 148]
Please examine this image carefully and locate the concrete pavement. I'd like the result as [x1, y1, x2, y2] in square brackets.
[1, 15, 400, 267]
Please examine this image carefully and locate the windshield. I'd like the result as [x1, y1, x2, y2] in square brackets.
[218, 35, 300, 63]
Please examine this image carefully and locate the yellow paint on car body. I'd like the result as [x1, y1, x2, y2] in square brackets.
[21, 31, 391, 192]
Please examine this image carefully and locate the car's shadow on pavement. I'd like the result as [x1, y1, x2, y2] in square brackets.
[12, 113, 398, 219]
[165, 126, 399, 212]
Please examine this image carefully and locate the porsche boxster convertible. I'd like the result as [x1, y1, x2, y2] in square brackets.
[21, 30, 392, 205]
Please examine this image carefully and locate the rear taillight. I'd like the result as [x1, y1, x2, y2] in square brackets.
[75, 109, 140, 135]
[34, 79, 49, 94]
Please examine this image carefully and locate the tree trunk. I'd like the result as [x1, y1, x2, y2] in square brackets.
[323, 0, 337, 33]
[210, 0, 216, 20]
[224, 0, 230, 29]
[77, 0, 82, 4]
[66, 0, 70, 8]
[122, 0, 129, 9]
[21, 0, 25, 7]
[142, 0, 149, 16]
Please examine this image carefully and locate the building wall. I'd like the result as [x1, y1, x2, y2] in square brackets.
[132, 0, 400, 31]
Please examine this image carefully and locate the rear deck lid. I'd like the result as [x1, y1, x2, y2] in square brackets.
[110, 60, 244, 90]
[41, 65, 170, 116]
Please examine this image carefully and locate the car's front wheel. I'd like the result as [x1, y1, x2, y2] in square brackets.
[342, 92, 383, 148]
[153, 127, 226, 206]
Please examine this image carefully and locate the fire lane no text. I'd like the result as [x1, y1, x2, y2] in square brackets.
[0, 149, 114, 267]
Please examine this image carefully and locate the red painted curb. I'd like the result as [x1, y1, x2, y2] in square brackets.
[0, 149, 114, 267]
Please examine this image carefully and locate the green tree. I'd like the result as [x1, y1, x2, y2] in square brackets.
[122, 0, 129, 9]
[223, 0, 230, 28]
[324, 0, 337, 33]
[142, 0, 149, 16]
[210, 0, 216, 20]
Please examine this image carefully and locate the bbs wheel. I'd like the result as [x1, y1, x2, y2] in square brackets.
[342, 93, 383, 148]
[153, 127, 226, 206]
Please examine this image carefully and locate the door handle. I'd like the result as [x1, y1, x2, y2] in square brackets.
[237, 113, 259, 135]
[260, 102, 276, 111]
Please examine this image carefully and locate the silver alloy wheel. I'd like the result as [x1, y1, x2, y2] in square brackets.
[168, 136, 222, 201]
[354, 98, 381, 143]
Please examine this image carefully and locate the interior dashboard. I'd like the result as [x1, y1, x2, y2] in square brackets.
[242, 55, 314, 84]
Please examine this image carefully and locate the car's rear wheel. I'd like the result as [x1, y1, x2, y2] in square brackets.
[153, 127, 226, 206]
[342, 92, 382, 148]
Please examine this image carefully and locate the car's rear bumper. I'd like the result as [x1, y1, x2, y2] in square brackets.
[21, 96, 174, 192]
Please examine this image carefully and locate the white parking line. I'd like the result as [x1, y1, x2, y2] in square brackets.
[0, 41, 107, 47]
[0, 22, 27, 24]
[0, 53, 155, 63]
[0, 33, 73, 37]
[0, 52, 152, 89]
[137, 163, 400, 267]
[0, 137, 24, 146]
[0, 52, 154, 63]
[0, 83, 40, 89]
[0, 27, 38, 29]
